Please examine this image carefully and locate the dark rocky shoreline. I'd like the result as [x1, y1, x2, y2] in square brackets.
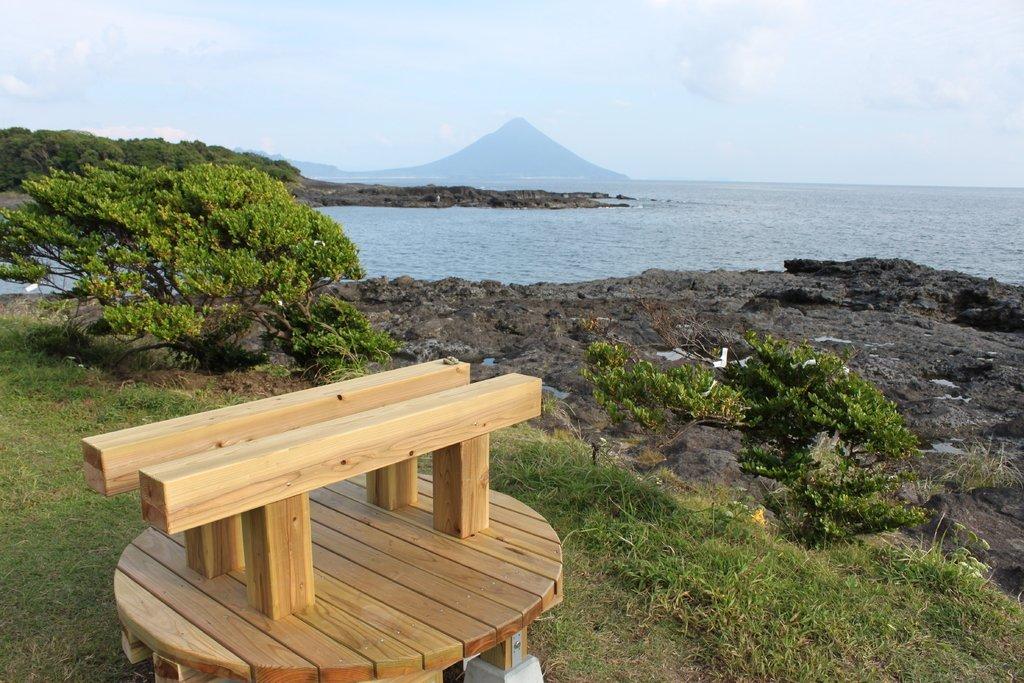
[331, 258, 1024, 594]
[1, 178, 634, 211]
[292, 177, 632, 209]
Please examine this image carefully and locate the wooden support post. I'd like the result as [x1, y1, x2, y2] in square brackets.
[240, 492, 315, 619]
[432, 434, 489, 538]
[480, 630, 527, 671]
[366, 458, 419, 510]
[120, 627, 151, 664]
[184, 516, 244, 579]
[152, 653, 217, 682]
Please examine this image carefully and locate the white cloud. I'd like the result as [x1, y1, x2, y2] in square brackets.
[0, 74, 38, 99]
[438, 123, 456, 141]
[654, 0, 806, 102]
[84, 126, 193, 142]
[0, 2, 244, 102]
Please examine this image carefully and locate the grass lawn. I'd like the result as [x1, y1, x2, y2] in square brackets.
[2, 309, 1024, 681]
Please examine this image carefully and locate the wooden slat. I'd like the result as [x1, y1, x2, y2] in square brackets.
[367, 459, 419, 510]
[321, 483, 562, 587]
[84, 360, 469, 495]
[298, 599, 422, 679]
[413, 475, 558, 542]
[185, 516, 244, 579]
[310, 488, 555, 603]
[312, 515, 523, 641]
[393, 497, 561, 564]
[136, 529, 374, 683]
[241, 493, 315, 619]
[117, 545, 317, 682]
[310, 498, 543, 622]
[141, 374, 542, 534]
[353, 476, 561, 556]
[432, 435, 490, 538]
[153, 652, 218, 682]
[311, 570, 462, 672]
[114, 570, 250, 681]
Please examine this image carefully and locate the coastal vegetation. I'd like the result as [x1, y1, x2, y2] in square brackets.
[0, 163, 396, 373]
[0, 127, 299, 191]
[1, 305, 1022, 681]
[584, 332, 927, 546]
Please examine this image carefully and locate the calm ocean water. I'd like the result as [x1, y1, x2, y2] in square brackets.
[321, 180, 1024, 285]
[2, 180, 1021, 294]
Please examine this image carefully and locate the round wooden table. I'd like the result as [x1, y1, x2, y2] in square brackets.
[115, 474, 562, 682]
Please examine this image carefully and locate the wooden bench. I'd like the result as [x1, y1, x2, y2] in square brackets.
[84, 360, 561, 682]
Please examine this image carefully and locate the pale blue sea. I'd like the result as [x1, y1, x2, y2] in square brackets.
[3, 180, 1022, 293]
[321, 180, 1024, 285]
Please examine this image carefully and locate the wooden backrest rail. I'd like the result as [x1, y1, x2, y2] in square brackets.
[83, 359, 470, 496]
[83, 361, 542, 621]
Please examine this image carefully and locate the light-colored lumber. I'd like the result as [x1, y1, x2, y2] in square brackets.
[135, 529, 376, 682]
[314, 541, 496, 657]
[84, 360, 469, 495]
[118, 545, 317, 681]
[312, 514, 523, 643]
[140, 374, 542, 534]
[311, 568, 462, 670]
[367, 458, 419, 510]
[241, 493, 315, 620]
[432, 435, 490, 538]
[316, 484, 558, 600]
[121, 627, 151, 664]
[310, 495, 542, 620]
[152, 653, 218, 682]
[299, 598, 423, 679]
[185, 516, 244, 579]
[414, 474, 557, 540]
[479, 631, 528, 671]
[377, 671, 444, 683]
[114, 571, 250, 681]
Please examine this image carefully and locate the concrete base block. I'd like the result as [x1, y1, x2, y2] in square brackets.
[465, 655, 544, 683]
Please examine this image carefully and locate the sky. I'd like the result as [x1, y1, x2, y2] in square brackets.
[2, 1, 1024, 187]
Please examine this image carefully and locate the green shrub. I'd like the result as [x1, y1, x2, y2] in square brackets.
[583, 332, 927, 545]
[582, 341, 746, 430]
[280, 295, 400, 379]
[0, 163, 395, 372]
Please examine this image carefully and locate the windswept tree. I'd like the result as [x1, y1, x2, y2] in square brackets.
[0, 162, 396, 372]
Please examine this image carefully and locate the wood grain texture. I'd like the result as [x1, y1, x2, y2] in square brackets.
[317, 484, 558, 601]
[241, 494, 315, 620]
[121, 627, 151, 664]
[114, 570, 250, 681]
[185, 516, 244, 579]
[432, 435, 489, 538]
[137, 529, 375, 683]
[366, 459, 419, 510]
[316, 542, 496, 657]
[310, 496, 542, 621]
[479, 631, 527, 671]
[114, 479, 561, 681]
[152, 653, 218, 682]
[140, 374, 542, 534]
[118, 545, 317, 682]
[312, 515, 523, 643]
[84, 360, 469, 495]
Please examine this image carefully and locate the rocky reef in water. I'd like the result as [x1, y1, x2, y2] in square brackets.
[292, 177, 632, 209]
[331, 258, 1024, 593]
